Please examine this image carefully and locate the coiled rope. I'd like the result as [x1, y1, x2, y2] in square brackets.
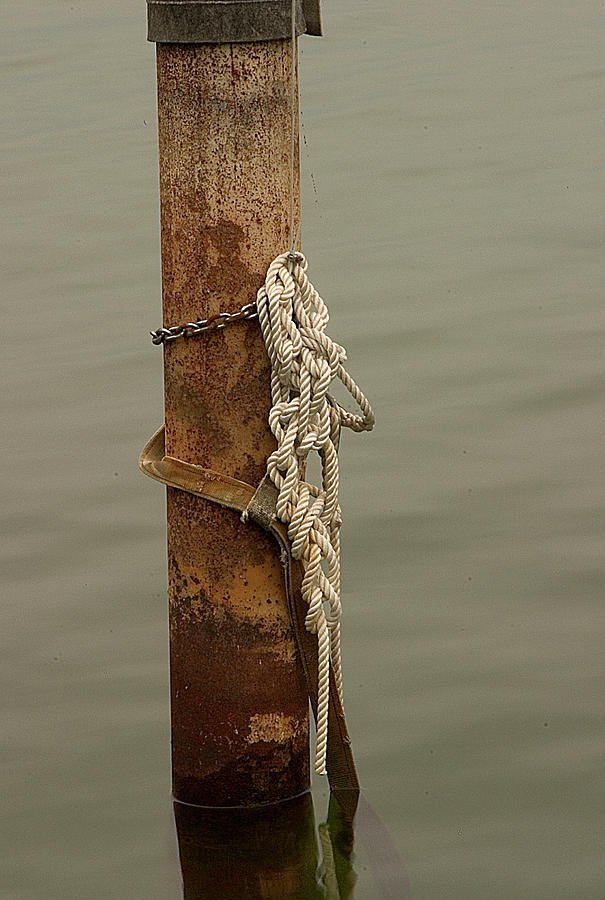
[256, 250, 374, 774]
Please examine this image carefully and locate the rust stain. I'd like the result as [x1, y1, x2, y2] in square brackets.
[156, 39, 306, 806]
[247, 713, 305, 744]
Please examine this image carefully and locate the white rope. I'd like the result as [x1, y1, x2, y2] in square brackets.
[256, 251, 375, 774]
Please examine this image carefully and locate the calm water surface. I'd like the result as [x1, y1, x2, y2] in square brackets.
[2, 1, 603, 897]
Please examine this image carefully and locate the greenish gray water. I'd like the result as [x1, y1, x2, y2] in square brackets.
[2, 1, 603, 897]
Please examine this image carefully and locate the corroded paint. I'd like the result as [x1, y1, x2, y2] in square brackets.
[157, 41, 300, 479]
[156, 39, 309, 806]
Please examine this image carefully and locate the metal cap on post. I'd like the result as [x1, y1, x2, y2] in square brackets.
[147, 0, 321, 44]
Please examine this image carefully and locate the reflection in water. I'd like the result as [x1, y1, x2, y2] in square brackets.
[319, 795, 356, 898]
[174, 791, 412, 899]
[174, 792, 322, 899]
[354, 796, 413, 900]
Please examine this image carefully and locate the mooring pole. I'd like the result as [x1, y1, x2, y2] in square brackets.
[147, 2, 321, 806]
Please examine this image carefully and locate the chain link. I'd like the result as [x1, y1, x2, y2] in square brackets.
[150, 303, 258, 345]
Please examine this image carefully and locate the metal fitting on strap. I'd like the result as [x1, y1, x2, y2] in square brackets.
[147, 0, 321, 44]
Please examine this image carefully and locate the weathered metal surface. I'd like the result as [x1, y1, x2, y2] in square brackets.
[148, 0, 322, 45]
[173, 793, 319, 897]
[140, 425, 256, 513]
[140, 425, 360, 810]
[156, 39, 309, 806]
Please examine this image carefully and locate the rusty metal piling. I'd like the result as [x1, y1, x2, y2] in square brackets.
[148, 3, 321, 806]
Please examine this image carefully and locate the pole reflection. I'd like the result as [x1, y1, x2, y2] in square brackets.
[174, 791, 325, 899]
[173, 790, 411, 899]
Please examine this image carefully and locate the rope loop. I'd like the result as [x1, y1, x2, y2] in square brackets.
[256, 251, 375, 775]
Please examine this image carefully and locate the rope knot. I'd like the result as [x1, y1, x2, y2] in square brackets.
[256, 251, 374, 776]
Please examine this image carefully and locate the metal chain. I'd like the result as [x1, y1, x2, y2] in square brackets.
[150, 303, 258, 345]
